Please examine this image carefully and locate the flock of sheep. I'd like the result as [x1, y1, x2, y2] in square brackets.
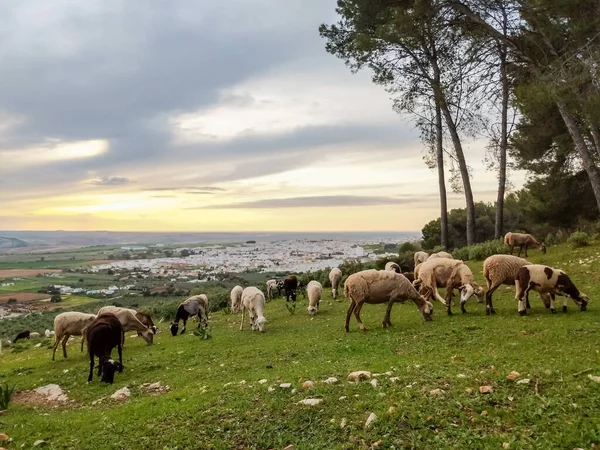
[11, 231, 589, 386]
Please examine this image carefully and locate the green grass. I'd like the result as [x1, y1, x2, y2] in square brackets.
[1, 244, 600, 448]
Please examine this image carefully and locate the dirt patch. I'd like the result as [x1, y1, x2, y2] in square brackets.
[0, 292, 50, 303]
[0, 269, 62, 278]
[12, 386, 76, 409]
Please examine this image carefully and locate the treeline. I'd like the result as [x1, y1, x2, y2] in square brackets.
[320, 0, 600, 247]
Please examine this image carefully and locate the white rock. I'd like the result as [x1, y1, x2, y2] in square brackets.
[429, 389, 444, 396]
[378, 392, 386, 397]
[34, 384, 69, 403]
[516, 379, 531, 385]
[456, 374, 467, 379]
[389, 377, 399, 383]
[302, 381, 315, 390]
[370, 379, 379, 388]
[258, 379, 268, 384]
[280, 383, 292, 389]
[291, 389, 297, 394]
[339, 396, 347, 401]
[347, 371, 372, 383]
[63, 370, 69, 374]
[384, 371, 393, 376]
[110, 387, 130, 400]
[587, 374, 600, 383]
[297, 398, 322, 406]
[388, 406, 397, 415]
[268, 386, 275, 392]
[324, 377, 338, 385]
[340, 418, 347, 428]
[34, 343, 42, 348]
[239, 380, 247, 385]
[33, 440, 47, 447]
[364, 412, 377, 429]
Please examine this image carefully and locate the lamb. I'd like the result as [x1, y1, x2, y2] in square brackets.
[482, 255, 552, 315]
[415, 258, 484, 315]
[504, 232, 546, 257]
[283, 275, 298, 310]
[14, 330, 30, 342]
[86, 313, 124, 384]
[51, 312, 97, 360]
[515, 264, 589, 315]
[170, 294, 209, 336]
[240, 286, 268, 332]
[96, 306, 154, 346]
[414, 251, 429, 266]
[230, 285, 244, 312]
[29, 332, 41, 339]
[344, 269, 433, 332]
[307, 280, 323, 315]
[427, 251, 453, 260]
[329, 268, 342, 300]
[385, 262, 401, 273]
[266, 279, 278, 300]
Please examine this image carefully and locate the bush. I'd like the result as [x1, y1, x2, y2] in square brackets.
[545, 233, 556, 247]
[568, 232, 590, 248]
[398, 242, 418, 253]
[0, 382, 16, 409]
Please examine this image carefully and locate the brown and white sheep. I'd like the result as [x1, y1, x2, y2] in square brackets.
[307, 280, 323, 316]
[329, 268, 342, 300]
[504, 232, 546, 257]
[414, 251, 429, 267]
[86, 313, 124, 384]
[385, 262, 401, 273]
[230, 285, 244, 312]
[96, 306, 154, 346]
[344, 269, 433, 332]
[240, 286, 267, 332]
[170, 294, 209, 336]
[515, 264, 589, 315]
[482, 254, 552, 315]
[52, 312, 97, 360]
[415, 258, 484, 315]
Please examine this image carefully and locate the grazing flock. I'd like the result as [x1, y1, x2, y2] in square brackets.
[9, 231, 590, 385]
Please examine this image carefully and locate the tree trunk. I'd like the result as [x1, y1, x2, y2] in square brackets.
[435, 103, 449, 249]
[495, 42, 509, 239]
[555, 97, 600, 212]
[587, 121, 600, 158]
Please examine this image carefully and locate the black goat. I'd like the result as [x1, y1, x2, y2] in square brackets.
[14, 330, 30, 342]
[86, 313, 124, 384]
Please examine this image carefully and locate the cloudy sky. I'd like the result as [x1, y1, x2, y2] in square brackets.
[0, 0, 525, 232]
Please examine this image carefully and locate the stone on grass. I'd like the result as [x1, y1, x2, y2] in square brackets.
[388, 406, 397, 415]
[507, 371, 520, 381]
[258, 379, 268, 384]
[429, 389, 444, 397]
[364, 412, 377, 429]
[587, 374, 600, 383]
[456, 374, 467, 379]
[291, 389, 297, 394]
[502, 443, 510, 449]
[34, 384, 69, 403]
[268, 386, 275, 392]
[370, 379, 378, 388]
[280, 383, 292, 389]
[516, 379, 531, 385]
[339, 396, 347, 401]
[389, 377, 399, 383]
[465, 388, 473, 394]
[111, 387, 130, 400]
[283, 445, 296, 450]
[297, 398, 322, 406]
[347, 371, 371, 383]
[33, 440, 47, 447]
[323, 377, 338, 385]
[479, 386, 493, 394]
[0, 434, 7, 441]
[340, 418, 347, 429]
[302, 381, 315, 390]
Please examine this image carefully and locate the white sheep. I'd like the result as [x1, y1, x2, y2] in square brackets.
[414, 251, 428, 266]
[384, 262, 401, 273]
[329, 268, 342, 300]
[29, 332, 41, 339]
[415, 258, 483, 315]
[52, 312, 98, 360]
[230, 285, 244, 312]
[515, 264, 589, 315]
[343, 269, 433, 332]
[95, 306, 155, 346]
[266, 279, 278, 300]
[427, 251, 453, 261]
[307, 280, 323, 315]
[482, 254, 551, 315]
[240, 286, 267, 332]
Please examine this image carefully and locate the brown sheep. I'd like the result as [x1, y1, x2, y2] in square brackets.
[504, 232, 546, 257]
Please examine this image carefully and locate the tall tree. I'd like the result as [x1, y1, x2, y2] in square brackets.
[320, 0, 479, 245]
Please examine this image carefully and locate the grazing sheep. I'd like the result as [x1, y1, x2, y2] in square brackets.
[230, 285, 244, 312]
[134, 311, 157, 335]
[482, 255, 552, 315]
[266, 279, 278, 300]
[86, 313, 124, 384]
[96, 306, 154, 346]
[307, 280, 323, 315]
[240, 286, 267, 332]
[14, 330, 30, 342]
[170, 294, 209, 336]
[385, 262, 401, 273]
[329, 268, 343, 300]
[515, 265, 589, 315]
[414, 251, 429, 266]
[52, 312, 97, 360]
[344, 269, 433, 332]
[29, 332, 41, 339]
[415, 258, 484, 315]
[283, 275, 298, 309]
[427, 251, 453, 261]
[504, 232, 546, 257]
[45, 329, 55, 338]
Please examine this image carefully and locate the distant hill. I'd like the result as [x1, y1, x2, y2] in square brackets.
[0, 235, 29, 248]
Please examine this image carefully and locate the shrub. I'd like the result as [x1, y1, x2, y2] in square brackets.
[0, 382, 16, 410]
[545, 233, 556, 247]
[398, 242, 418, 253]
[568, 232, 590, 248]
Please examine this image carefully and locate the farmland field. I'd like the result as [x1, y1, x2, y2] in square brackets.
[1, 243, 600, 449]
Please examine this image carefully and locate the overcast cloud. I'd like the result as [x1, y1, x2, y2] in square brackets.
[0, 0, 525, 232]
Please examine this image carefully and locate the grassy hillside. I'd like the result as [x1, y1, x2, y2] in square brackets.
[1, 243, 600, 449]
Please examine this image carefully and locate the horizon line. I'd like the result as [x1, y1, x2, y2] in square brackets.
[0, 229, 421, 234]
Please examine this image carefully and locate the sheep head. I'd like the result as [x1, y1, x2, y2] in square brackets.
[419, 297, 434, 321]
[255, 316, 267, 332]
[577, 293, 590, 311]
[101, 359, 123, 384]
[140, 328, 154, 344]
[307, 305, 318, 316]
[458, 284, 475, 304]
[169, 322, 179, 336]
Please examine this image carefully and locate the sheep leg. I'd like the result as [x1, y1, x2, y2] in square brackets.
[88, 356, 94, 382]
[548, 293, 557, 313]
[52, 333, 62, 361]
[61, 334, 70, 358]
[181, 318, 187, 335]
[240, 305, 245, 331]
[382, 300, 394, 328]
[118, 345, 123, 372]
[353, 302, 366, 331]
[345, 302, 356, 332]
[444, 289, 453, 315]
[485, 282, 500, 315]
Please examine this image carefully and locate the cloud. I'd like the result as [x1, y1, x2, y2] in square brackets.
[190, 195, 422, 210]
[87, 176, 132, 186]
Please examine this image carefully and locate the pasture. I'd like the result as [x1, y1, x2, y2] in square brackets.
[1, 244, 600, 449]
